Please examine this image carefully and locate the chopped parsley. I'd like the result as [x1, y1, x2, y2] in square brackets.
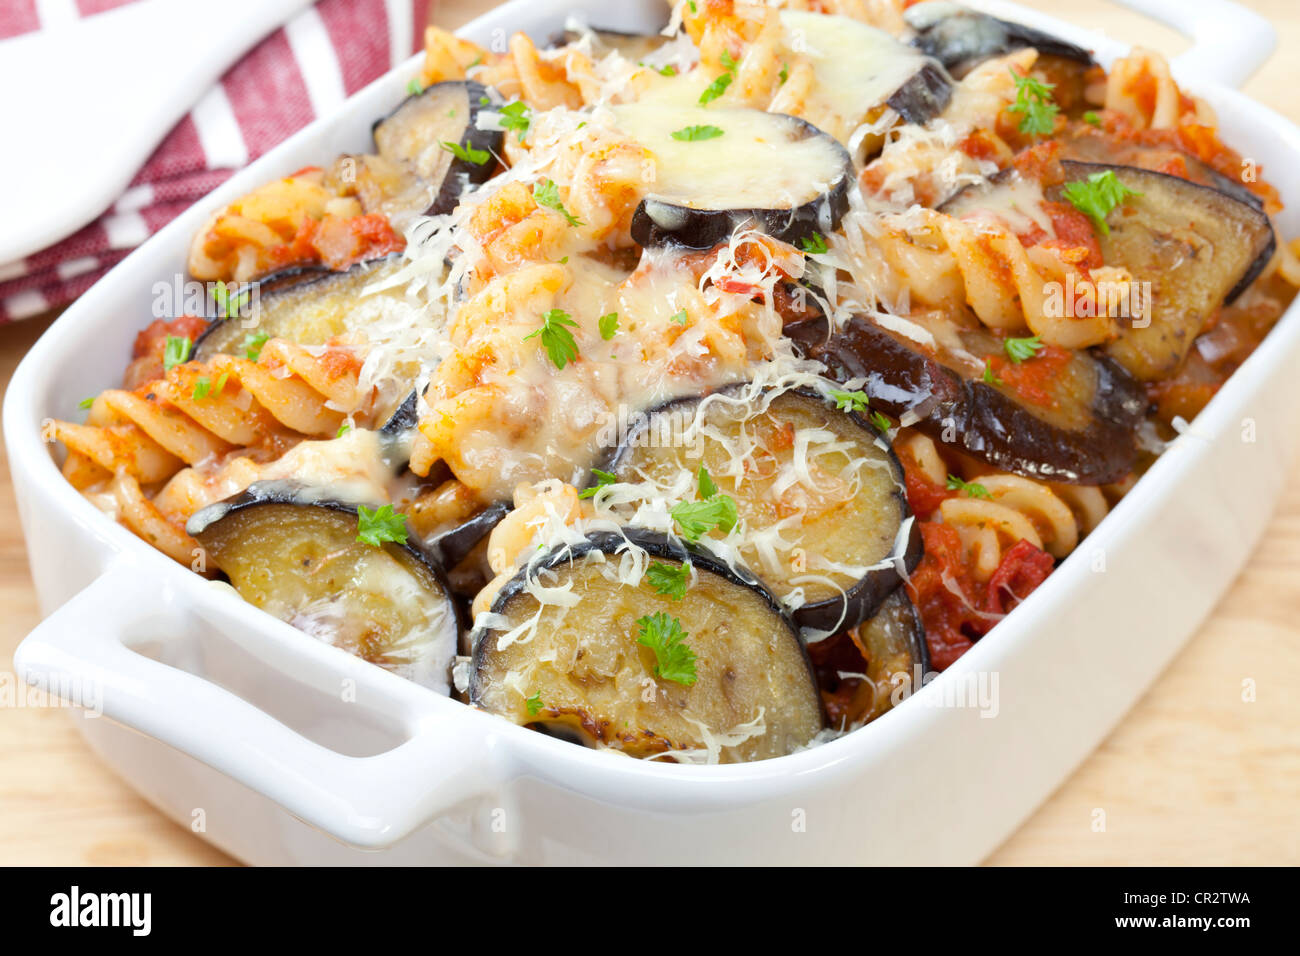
[1003, 335, 1045, 363]
[672, 467, 738, 541]
[646, 561, 691, 601]
[828, 388, 870, 413]
[700, 52, 738, 106]
[652, 63, 678, 77]
[355, 504, 408, 547]
[523, 307, 580, 369]
[670, 309, 689, 325]
[336, 421, 352, 438]
[439, 139, 491, 166]
[636, 612, 697, 685]
[191, 372, 227, 401]
[1007, 69, 1058, 137]
[1062, 169, 1143, 237]
[598, 311, 620, 340]
[163, 336, 190, 373]
[406, 78, 424, 96]
[525, 692, 544, 717]
[779, 61, 789, 85]
[1083, 110, 1102, 127]
[532, 178, 583, 226]
[498, 100, 530, 141]
[241, 330, 270, 362]
[671, 124, 724, 142]
[212, 280, 249, 319]
[799, 232, 828, 255]
[78, 396, 95, 410]
[869, 410, 892, 433]
[578, 468, 618, 499]
[982, 359, 1003, 386]
[947, 474, 992, 499]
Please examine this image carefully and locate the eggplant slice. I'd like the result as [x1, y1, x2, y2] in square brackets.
[604, 387, 921, 631]
[371, 80, 503, 218]
[616, 104, 852, 250]
[778, 10, 952, 138]
[192, 254, 408, 362]
[810, 589, 930, 729]
[787, 315, 1147, 484]
[1054, 161, 1275, 380]
[189, 481, 461, 693]
[904, 1, 1094, 77]
[469, 530, 825, 762]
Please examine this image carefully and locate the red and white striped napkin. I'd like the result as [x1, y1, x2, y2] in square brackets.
[0, 0, 431, 323]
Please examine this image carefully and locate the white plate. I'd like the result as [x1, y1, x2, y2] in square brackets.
[5, 0, 1298, 865]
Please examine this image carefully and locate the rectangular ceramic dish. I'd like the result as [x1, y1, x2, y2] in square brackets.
[7, 0, 1299, 865]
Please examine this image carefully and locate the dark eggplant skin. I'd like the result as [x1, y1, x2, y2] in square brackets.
[380, 389, 420, 436]
[629, 115, 853, 251]
[886, 60, 954, 125]
[191, 254, 405, 363]
[904, 1, 1094, 76]
[187, 480, 466, 689]
[600, 384, 922, 631]
[426, 501, 510, 571]
[786, 315, 1148, 485]
[468, 528, 825, 759]
[372, 80, 503, 216]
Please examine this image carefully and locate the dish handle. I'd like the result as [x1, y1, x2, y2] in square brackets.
[14, 561, 501, 851]
[1117, 0, 1276, 88]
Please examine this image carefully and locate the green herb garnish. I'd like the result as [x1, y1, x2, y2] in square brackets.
[163, 336, 190, 373]
[828, 388, 869, 413]
[636, 612, 697, 685]
[533, 178, 583, 226]
[646, 561, 691, 601]
[1008, 69, 1058, 137]
[946, 474, 992, 499]
[499, 100, 530, 141]
[671, 124, 725, 142]
[1062, 169, 1143, 237]
[356, 504, 408, 547]
[579, 468, 618, 499]
[799, 232, 828, 255]
[242, 330, 270, 362]
[1003, 335, 1045, 363]
[599, 312, 619, 340]
[439, 139, 491, 166]
[523, 307, 580, 369]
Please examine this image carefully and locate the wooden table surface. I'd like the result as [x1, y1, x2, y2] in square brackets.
[1, 0, 1297, 866]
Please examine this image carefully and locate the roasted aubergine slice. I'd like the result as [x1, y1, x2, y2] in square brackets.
[189, 481, 461, 693]
[192, 254, 409, 362]
[371, 79, 503, 218]
[786, 314, 1148, 484]
[603, 386, 921, 632]
[469, 530, 824, 763]
[904, 1, 1095, 77]
[617, 104, 852, 251]
[777, 10, 952, 143]
[1055, 161, 1275, 380]
[809, 589, 930, 729]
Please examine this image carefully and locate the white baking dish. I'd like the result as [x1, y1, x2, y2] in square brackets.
[7, 0, 1299, 866]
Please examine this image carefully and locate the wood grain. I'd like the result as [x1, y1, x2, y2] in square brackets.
[1, 0, 1297, 866]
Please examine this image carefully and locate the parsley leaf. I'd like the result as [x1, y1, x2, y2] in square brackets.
[828, 389, 869, 413]
[869, 410, 892, 433]
[697, 465, 718, 499]
[163, 336, 190, 373]
[671, 124, 724, 142]
[1004, 335, 1045, 363]
[499, 100, 530, 141]
[670, 309, 688, 325]
[1061, 170, 1143, 237]
[698, 69, 733, 106]
[579, 468, 618, 499]
[636, 612, 697, 685]
[78, 396, 95, 410]
[356, 504, 409, 547]
[241, 330, 270, 362]
[946, 474, 992, 499]
[779, 61, 789, 85]
[192, 377, 212, 401]
[523, 308, 580, 369]
[646, 561, 691, 601]
[653, 63, 678, 77]
[598, 312, 619, 340]
[799, 232, 828, 255]
[336, 421, 352, 438]
[525, 692, 544, 717]
[211, 280, 249, 319]
[440, 139, 491, 166]
[1007, 69, 1059, 137]
[1083, 110, 1101, 127]
[406, 78, 424, 96]
[672, 495, 738, 542]
[532, 178, 583, 226]
[982, 359, 1003, 386]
